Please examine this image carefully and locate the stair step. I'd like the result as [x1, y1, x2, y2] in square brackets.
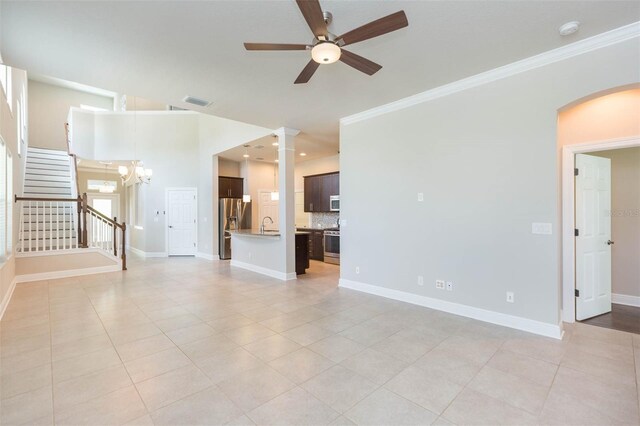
[26, 163, 70, 172]
[24, 174, 72, 183]
[23, 180, 73, 188]
[25, 169, 71, 178]
[26, 155, 70, 164]
[27, 147, 69, 156]
[24, 190, 73, 197]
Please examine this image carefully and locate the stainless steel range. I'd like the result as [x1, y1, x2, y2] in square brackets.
[323, 228, 340, 265]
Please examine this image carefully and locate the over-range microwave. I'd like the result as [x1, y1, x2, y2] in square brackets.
[330, 195, 340, 211]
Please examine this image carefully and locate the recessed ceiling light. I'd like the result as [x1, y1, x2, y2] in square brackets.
[256, 157, 264, 161]
[300, 152, 307, 157]
[559, 21, 580, 36]
[182, 96, 212, 107]
[272, 142, 279, 146]
[254, 145, 264, 149]
[99, 161, 113, 165]
[243, 154, 250, 158]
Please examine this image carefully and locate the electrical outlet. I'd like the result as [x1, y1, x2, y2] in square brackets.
[417, 193, 424, 202]
[446, 281, 453, 291]
[418, 276, 424, 286]
[436, 280, 445, 289]
[506, 292, 515, 303]
[355, 266, 360, 274]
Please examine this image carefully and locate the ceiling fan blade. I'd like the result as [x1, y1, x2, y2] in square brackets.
[244, 43, 308, 51]
[339, 49, 382, 76]
[296, 0, 328, 38]
[294, 60, 320, 84]
[338, 10, 408, 46]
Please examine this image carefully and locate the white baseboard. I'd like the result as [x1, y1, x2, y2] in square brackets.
[15, 264, 122, 284]
[0, 277, 17, 321]
[339, 278, 563, 340]
[230, 260, 297, 281]
[612, 293, 640, 307]
[128, 247, 167, 258]
[196, 252, 217, 261]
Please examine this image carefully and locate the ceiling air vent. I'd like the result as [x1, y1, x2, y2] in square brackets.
[182, 96, 212, 107]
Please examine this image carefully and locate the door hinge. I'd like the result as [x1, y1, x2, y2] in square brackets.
[193, 242, 196, 247]
[574, 229, 579, 237]
[575, 289, 580, 298]
[574, 168, 579, 176]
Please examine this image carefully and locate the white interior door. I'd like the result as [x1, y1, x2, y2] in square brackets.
[258, 190, 279, 231]
[167, 189, 197, 256]
[575, 154, 612, 320]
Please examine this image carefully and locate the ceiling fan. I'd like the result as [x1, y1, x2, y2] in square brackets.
[244, 0, 408, 84]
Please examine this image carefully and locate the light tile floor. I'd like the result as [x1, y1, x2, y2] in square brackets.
[1, 257, 639, 425]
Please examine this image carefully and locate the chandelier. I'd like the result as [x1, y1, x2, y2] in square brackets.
[118, 161, 152, 184]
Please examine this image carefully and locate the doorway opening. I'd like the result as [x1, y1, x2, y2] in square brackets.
[560, 88, 640, 334]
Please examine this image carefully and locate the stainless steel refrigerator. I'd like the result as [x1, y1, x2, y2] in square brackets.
[219, 198, 252, 260]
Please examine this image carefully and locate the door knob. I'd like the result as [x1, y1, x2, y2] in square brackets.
[607, 240, 614, 245]
[168, 225, 173, 228]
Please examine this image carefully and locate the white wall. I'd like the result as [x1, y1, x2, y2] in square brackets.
[340, 37, 640, 331]
[69, 109, 272, 256]
[0, 65, 29, 317]
[592, 147, 640, 299]
[219, 158, 240, 177]
[28, 80, 113, 150]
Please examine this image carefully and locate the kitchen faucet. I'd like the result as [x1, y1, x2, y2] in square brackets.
[260, 216, 273, 234]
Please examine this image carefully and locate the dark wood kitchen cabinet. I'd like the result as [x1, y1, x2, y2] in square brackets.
[303, 172, 339, 212]
[298, 228, 324, 261]
[295, 233, 310, 275]
[219, 176, 244, 198]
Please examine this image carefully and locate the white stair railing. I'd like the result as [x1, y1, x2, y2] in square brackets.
[15, 197, 80, 253]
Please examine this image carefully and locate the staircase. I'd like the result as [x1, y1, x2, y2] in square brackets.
[18, 147, 79, 252]
[24, 147, 74, 198]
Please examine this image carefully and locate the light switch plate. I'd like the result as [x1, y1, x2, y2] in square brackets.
[532, 223, 552, 235]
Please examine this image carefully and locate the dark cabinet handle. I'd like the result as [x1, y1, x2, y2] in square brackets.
[607, 240, 614, 245]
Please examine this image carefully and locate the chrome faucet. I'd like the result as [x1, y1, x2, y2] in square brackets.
[260, 216, 273, 234]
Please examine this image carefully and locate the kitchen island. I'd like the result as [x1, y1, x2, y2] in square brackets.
[229, 230, 310, 277]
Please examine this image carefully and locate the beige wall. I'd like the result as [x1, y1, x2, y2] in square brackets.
[0, 65, 29, 317]
[219, 158, 240, 177]
[240, 160, 278, 231]
[558, 88, 640, 147]
[28, 80, 113, 150]
[125, 96, 167, 111]
[591, 147, 640, 298]
[77, 169, 126, 220]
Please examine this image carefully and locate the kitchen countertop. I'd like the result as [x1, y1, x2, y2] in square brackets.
[296, 227, 340, 232]
[230, 230, 311, 238]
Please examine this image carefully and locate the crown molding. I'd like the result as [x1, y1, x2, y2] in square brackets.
[341, 22, 640, 126]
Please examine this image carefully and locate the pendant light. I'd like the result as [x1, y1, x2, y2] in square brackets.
[99, 163, 116, 193]
[242, 145, 251, 202]
[117, 96, 153, 184]
[270, 145, 279, 201]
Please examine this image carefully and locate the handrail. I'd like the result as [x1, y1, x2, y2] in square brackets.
[65, 122, 81, 198]
[15, 195, 81, 203]
[14, 192, 127, 270]
[87, 205, 124, 229]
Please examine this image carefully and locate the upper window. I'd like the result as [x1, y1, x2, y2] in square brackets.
[87, 179, 117, 192]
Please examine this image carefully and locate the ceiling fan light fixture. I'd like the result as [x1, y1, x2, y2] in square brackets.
[311, 42, 341, 64]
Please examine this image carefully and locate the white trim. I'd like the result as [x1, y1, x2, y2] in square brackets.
[230, 259, 296, 281]
[15, 264, 121, 284]
[340, 22, 640, 126]
[0, 277, 17, 320]
[165, 187, 198, 256]
[340, 278, 563, 339]
[16, 247, 96, 258]
[561, 137, 640, 323]
[196, 252, 217, 261]
[128, 246, 167, 258]
[612, 293, 640, 308]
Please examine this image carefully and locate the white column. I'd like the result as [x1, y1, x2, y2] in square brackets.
[274, 127, 300, 278]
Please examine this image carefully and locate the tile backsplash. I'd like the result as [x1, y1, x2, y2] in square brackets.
[310, 212, 339, 229]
